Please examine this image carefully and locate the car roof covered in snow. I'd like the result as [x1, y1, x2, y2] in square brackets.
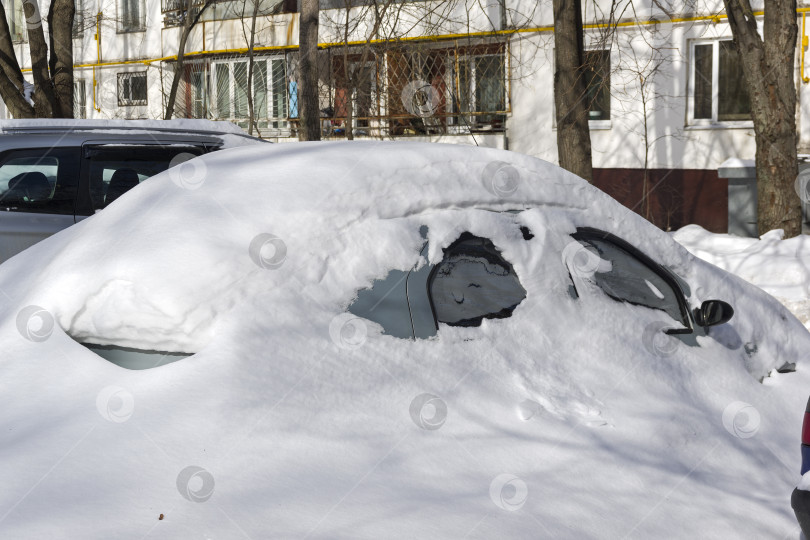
[215, 140, 598, 213]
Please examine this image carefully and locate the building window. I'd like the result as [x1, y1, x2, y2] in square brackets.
[211, 57, 288, 129]
[584, 49, 610, 122]
[119, 0, 145, 32]
[7, 0, 26, 42]
[177, 0, 296, 26]
[689, 40, 751, 124]
[379, 43, 507, 136]
[74, 80, 87, 118]
[118, 72, 147, 106]
[185, 66, 207, 120]
[454, 51, 506, 129]
[73, 0, 84, 37]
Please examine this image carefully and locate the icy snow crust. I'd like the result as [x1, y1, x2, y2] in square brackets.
[0, 142, 808, 538]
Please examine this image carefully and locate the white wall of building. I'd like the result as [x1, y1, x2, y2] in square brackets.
[507, 6, 767, 170]
[3, 0, 806, 173]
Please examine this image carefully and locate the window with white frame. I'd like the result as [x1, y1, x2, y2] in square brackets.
[212, 57, 289, 129]
[118, 0, 145, 32]
[453, 52, 506, 128]
[118, 72, 147, 106]
[74, 80, 87, 118]
[689, 40, 751, 124]
[73, 0, 84, 37]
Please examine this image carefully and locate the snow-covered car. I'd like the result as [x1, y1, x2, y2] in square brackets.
[0, 119, 266, 263]
[2, 142, 809, 538]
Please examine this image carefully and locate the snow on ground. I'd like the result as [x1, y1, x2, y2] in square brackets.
[0, 142, 808, 539]
[673, 225, 810, 330]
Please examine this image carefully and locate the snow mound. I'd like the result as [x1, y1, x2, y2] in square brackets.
[674, 224, 810, 328]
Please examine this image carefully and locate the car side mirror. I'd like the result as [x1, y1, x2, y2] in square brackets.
[694, 300, 734, 327]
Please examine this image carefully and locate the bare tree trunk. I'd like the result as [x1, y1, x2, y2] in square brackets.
[342, 4, 352, 140]
[48, 0, 74, 117]
[640, 76, 651, 222]
[24, 0, 56, 117]
[0, 7, 26, 92]
[345, 89, 353, 139]
[0, 0, 73, 117]
[552, 0, 593, 182]
[0, 8, 34, 117]
[246, 0, 260, 135]
[0, 71, 34, 117]
[299, 0, 321, 140]
[724, 0, 800, 237]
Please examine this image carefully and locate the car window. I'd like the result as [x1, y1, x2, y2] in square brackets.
[347, 269, 414, 339]
[0, 148, 80, 215]
[84, 145, 204, 210]
[428, 233, 526, 327]
[572, 232, 689, 327]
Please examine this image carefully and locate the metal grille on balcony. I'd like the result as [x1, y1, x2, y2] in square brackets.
[161, 0, 207, 27]
[162, 0, 296, 26]
[163, 39, 509, 139]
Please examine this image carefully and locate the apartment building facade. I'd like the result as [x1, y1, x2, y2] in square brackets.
[3, 0, 806, 232]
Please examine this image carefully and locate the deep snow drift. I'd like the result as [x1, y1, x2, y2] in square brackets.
[674, 224, 810, 330]
[0, 142, 808, 539]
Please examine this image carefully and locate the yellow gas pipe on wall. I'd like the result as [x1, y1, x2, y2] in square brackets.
[802, 12, 810, 84]
[92, 12, 102, 112]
